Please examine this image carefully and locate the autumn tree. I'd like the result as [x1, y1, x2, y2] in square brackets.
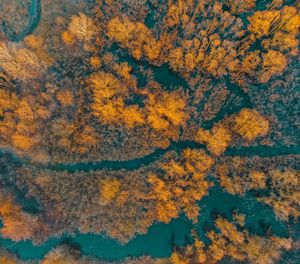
[0, 249, 17, 264]
[169, 229, 207, 264]
[237, 49, 287, 84]
[89, 56, 101, 69]
[73, 125, 98, 154]
[0, 89, 18, 123]
[233, 108, 269, 141]
[145, 90, 189, 135]
[207, 217, 292, 264]
[148, 149, 214, 223]
[168, 214, 292, 264]
[165, 1, 244, 78]
[0, 91, 43, 152]
[248, 10, 280, 39]
[0, 193, 47, 242]
[107, 16, 161, 61]
[65, 13, 98, 43]
[225, 0, 256, 14]
[168, 37, 238, 78]
[89, 74, 189, 143]
[248, 6, 300, 56]
[42, 245, 80, 264]
[259, 50, 287, 83]
[56, 89, 74, 107]
[195, 124, 232, 155]
[240, 51, 261, 76]
[89, 71, 145, 128]
[0, 41, 46, 81]
[24, 34, 53, 66]
[216, 163, 243, 195]
[51, 118, 75, 150]
[113, 62, 132, 80]
[248, 170, 267, 189]
[0, 89, 18, 148]
[11, 99, 41, 151]
[99, 178, 121, 205]
[260, 169, 299, 221]
[216, 162, 267, 195]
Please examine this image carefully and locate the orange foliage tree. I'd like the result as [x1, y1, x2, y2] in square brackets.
[207, 217, 292, 264]
[260, 169, 299, 221]
[258, 50, 287, 83]
[41, 245, 80, 264]
[170, 216, 292, 264]
[225, 0, 256, 14]
[248, 6, 300, 56]
[168, 37, 238, 78]
[0, 193, 46, 242]
[64, 13, 98, 43]
[233, 108, 269, 141]
[107, 16, 161, 61]
[147, 149, 214, 223]
[145, 90, 189, 133]
[89, 71, 145, 128]
[0, 41, 47, 81]
[216, 163, 267, 195]
[238, 49, 287, 83]
[0, 250, 17, 264]
[0, 91, 43, 152]
[56, 90, 74, 107]
[195, 124, 232, 155]
[99, 178, 121, 205]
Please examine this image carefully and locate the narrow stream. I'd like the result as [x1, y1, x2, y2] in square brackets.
[0, 141, 298, 261]
[1, 0, 41, 42]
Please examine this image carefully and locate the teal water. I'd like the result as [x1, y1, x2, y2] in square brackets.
[0, 217, 192, 260]
[2, 0, 40, 42]
[0, 0, 299, 262]
[43, 143, 300, 172]
[0, 184, 289, 261]
[2, 142, 299, 172]
[0, 141, 298, 261]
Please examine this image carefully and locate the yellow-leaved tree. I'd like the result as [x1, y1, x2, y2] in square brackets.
[233, 108, 269, 141]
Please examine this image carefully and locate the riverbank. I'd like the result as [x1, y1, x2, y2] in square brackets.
[0, 0, 41, 42]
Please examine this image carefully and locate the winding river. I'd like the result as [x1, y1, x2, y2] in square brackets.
[48, 142, 299, 172]
[2, 0, 41, 42]
[0, 181, 291, 261]
[0, 140, 298, 261]
[0, 1, 299, 262]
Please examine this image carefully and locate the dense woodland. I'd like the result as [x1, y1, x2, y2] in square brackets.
[0, 0, 299, 263]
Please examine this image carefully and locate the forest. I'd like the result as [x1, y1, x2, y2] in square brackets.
[0, 0, 299, 263]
